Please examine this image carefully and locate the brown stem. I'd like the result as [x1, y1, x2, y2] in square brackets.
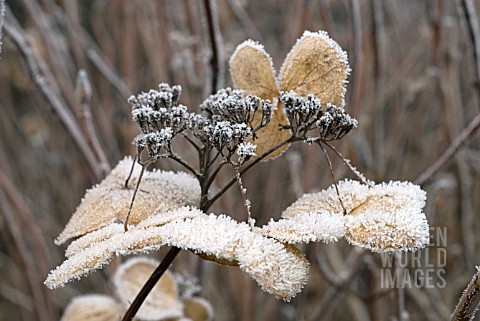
[451, 268, 480, 321]
[203, 0, 224, 93]
[121, 247, 181, 321]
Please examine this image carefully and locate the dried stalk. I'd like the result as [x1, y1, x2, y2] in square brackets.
[3, 20, 102, 180]
[451, 269, 480, 321]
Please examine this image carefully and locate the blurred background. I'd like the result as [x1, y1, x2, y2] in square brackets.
[1, 0, 480, 320]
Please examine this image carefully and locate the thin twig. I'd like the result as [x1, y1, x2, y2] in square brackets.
[203, 0, 224, 93]
[318, 142, 346, 214]
[124, 164, 146, 231]
[0, 0, 5, 56]
[461, 0, 480, 91]
[75, 69, 111, 174]
[415, 113, 480, 185]
[324, 142, 371, 185]
[204, 137, 295, 210]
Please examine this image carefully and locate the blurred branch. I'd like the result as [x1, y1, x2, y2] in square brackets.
[451, 268, 480, 321]
[0, 0, 4, 55]
[203, 0, 224, 94]
[348, 0, 362, 116]
[415, 113, 480, 185]
[225, 0, 262, 41]
[3, 19, 103, 180]
[0, 172, 53, 321]
[75, 69, 111, 174]
[460, 0, 480, 91]
[86, 49, 131, 99]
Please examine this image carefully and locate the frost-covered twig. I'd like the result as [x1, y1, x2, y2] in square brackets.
[451, 267, 480, 321]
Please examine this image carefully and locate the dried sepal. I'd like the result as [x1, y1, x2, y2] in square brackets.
[282, 180, 429, 252]
[59, 294, 124, 321]
[46, 224, 165, 289]
[114, 257, 183, 320]
[183, 297, 214, 321]
[229, 40, 278, 100]
[261, 211, 345, 244]
[235, 236, 309, 301]
[45, 240, 113, 289]
[343, 181, 429, 252]
[279, 30, 350, 108]
[250, 103, 291, 159]
[55, 157, 200, 245]
[230, 40, 290, 160]
[159, 214, 309, 301]
[65, 223, 124, 258]
[138, 206, 203, 229]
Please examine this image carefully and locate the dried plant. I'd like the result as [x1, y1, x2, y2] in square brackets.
[59, 257, 213, 321]
[43, 29, 431, 321]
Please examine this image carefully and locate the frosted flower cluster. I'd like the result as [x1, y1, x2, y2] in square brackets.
[236, 142, 257, 164]
[200, 88, 272, 127]
[129, 84, 190, 156]
[262, 180, 430, 252]
[129, 84, 273, 162]
[59, 257, 213, 321]
[280, 90, 357, 141]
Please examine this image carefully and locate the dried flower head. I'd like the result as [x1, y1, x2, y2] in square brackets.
[114, 257, 183, 320]
[280, 91, 357, 140]
[230, 30, 351, 159]
[279, 180, 429, 252]
[55, 157, 200, 245]
[59, 294, 124, 321]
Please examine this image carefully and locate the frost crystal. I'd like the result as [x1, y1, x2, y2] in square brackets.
[280, 180, 429, 252]
[237, 142, 257, 164]
[47, 211, 309, 301]
[261, 211, 345, 244]
[55, 157, 200, 245]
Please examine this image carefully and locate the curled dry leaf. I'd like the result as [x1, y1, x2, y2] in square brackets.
[183, 297, 214, 321]
[114, 257, 183, 320]
[59, 294, 124, 321]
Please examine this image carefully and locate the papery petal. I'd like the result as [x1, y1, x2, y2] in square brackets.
[279, 30, 350, 107]
[55, 156, 200, 245]
[60, 294, 124, 321]
[230, 40, 290, 160]
[113, 257, 183, 320]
